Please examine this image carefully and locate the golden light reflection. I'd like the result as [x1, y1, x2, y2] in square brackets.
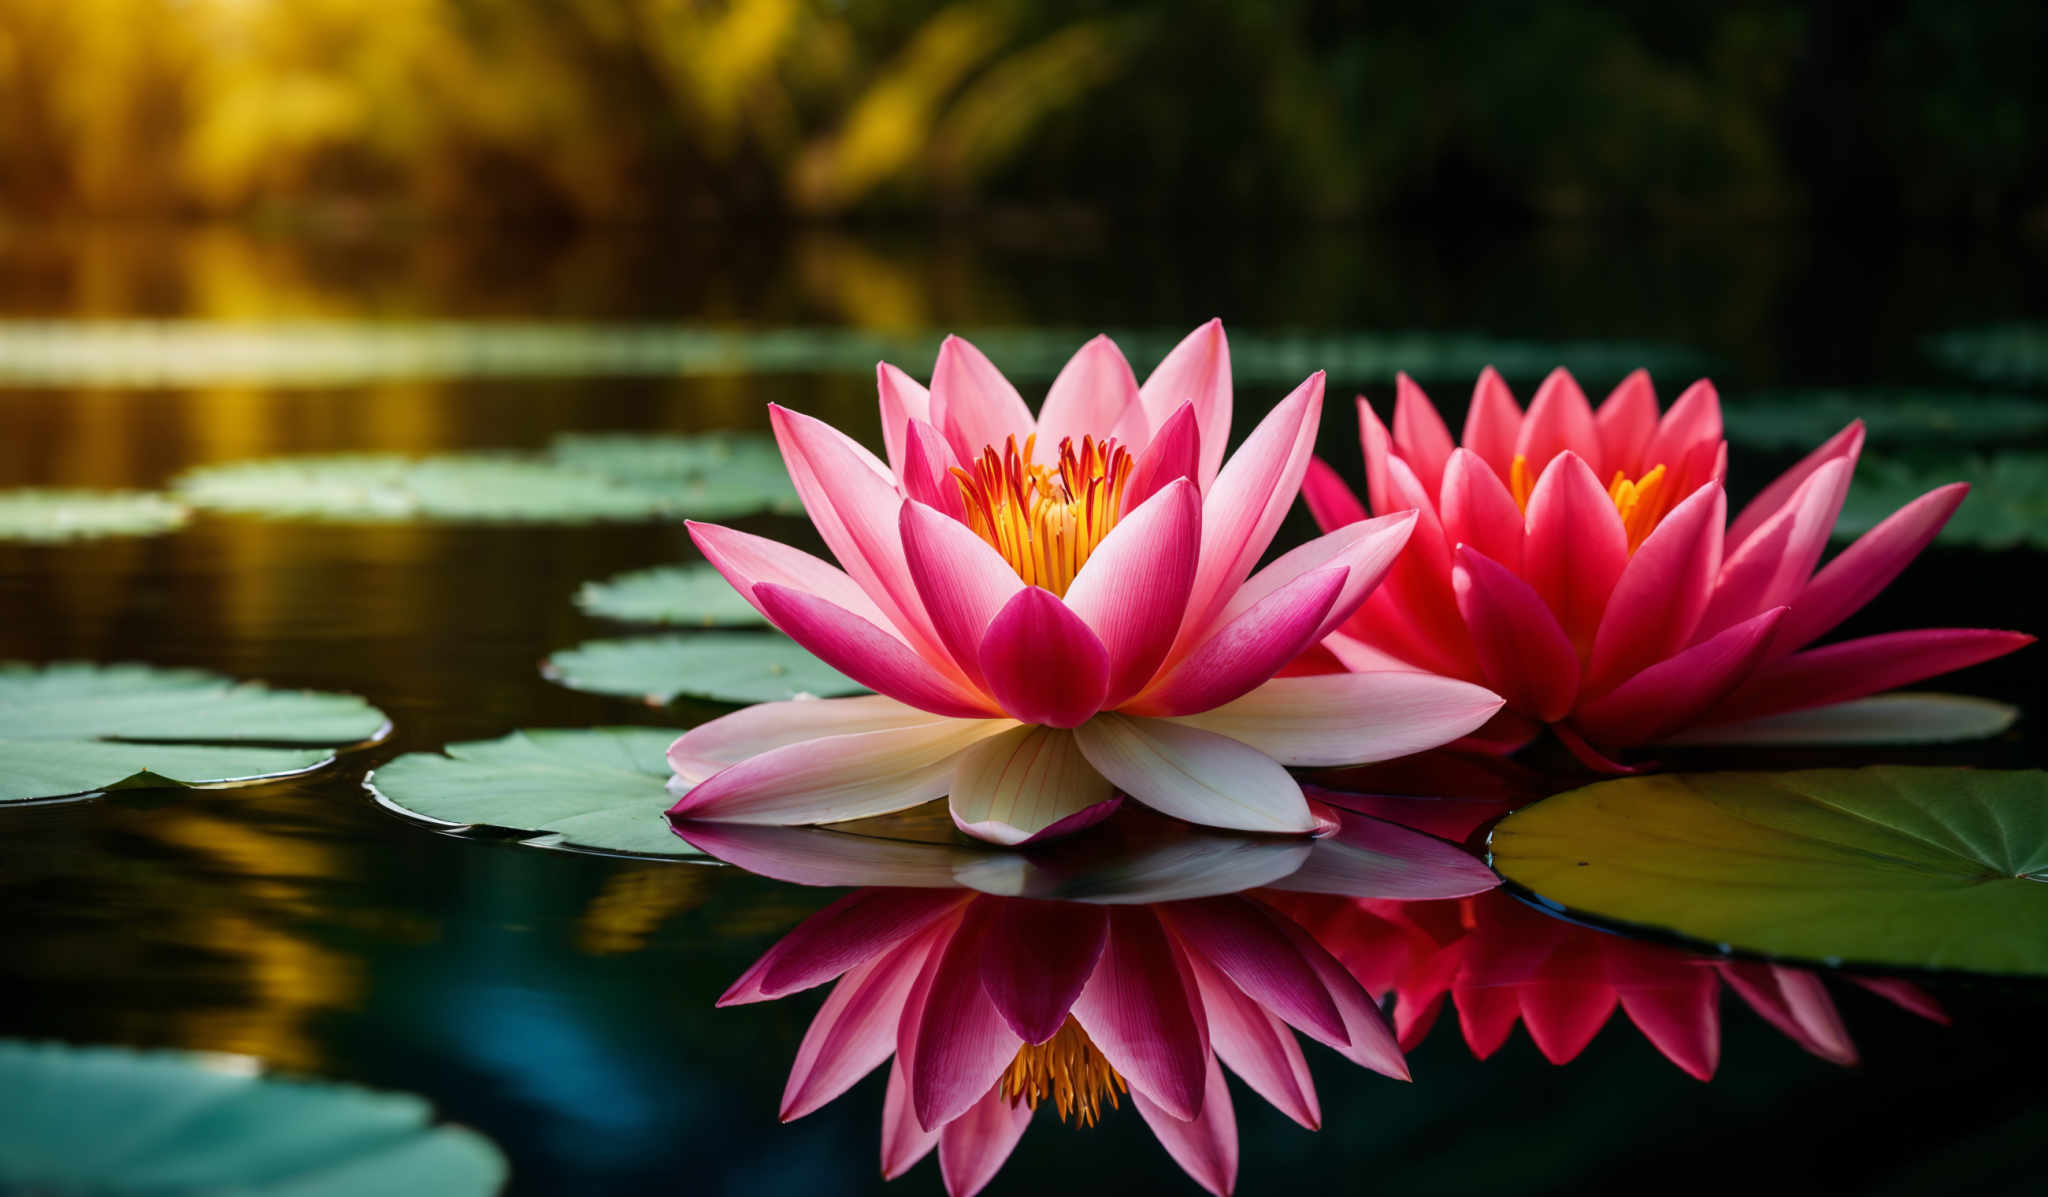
[576, 864, 708, 956]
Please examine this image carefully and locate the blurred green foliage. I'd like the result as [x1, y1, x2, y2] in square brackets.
[2, 1, 2042, 224]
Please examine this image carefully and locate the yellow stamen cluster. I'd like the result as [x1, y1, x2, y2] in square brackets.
[1000, 1017, 1127, 1126]
[1507, 454, 1672, 553]
[952, 434, 1133, 596]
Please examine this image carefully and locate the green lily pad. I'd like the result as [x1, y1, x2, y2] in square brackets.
[1725, 391, 2048, 449]
[1, 661, 389, 803]
[173, 453, 678, 523]
[1924, 323, 2048, 386]
[1666, 693, 2019, 747]
[547, 432, 801, 517]
[575, 563, 766, 627]
[367, 727, 695, 857]
[0, 489, 189, 542]
[0, 1039, 505, 1195]
[541, 634, 866, 705]
[1489, 766, 2048, 976]
[1835, 453, 2048, 549]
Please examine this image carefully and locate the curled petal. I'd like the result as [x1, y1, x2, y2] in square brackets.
[755, 583, 994, 717]
[1038, 334, 1142, 451]
[1073, 714, 1316, 835]
[949, 725, 1117, 846]
[930, 334, 1036, 466]
[1729, 420, 1865, 551]
[688, 520, 889, 629]
[1453, 545, 1580, 723]
[1219, 511, 1416, 646]
[1164, 672, 1502, 768]
[1124, 401, 1200, 512]
[1718, 962, 1856, 1067]
[902, 419, 967, 520]
[1697, 458, 1851, 639]
[1583, 484, 1727, 698]
[1139, 319, 1232, 489]
[1771, 481, 1965, 657]
[670, 712, 1012, 825]
[1065, 478, 1202, 707]
[978, 587, 1111, 728]
[1133, 566, 1347, 717]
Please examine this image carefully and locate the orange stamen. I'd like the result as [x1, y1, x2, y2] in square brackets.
[1506, 453, 1672, 553]
[951, 434, 1134, 596]
[1001, 1017, 1127, 1126]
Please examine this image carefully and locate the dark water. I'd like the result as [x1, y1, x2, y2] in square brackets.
[2, 221, 2046, 1196]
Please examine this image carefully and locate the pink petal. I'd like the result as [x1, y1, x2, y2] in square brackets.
[1718, 962, 1856, 1067]
[1165, 672, 1503, 768]
[1583, 483, 1727, 698]
[1065, 478, 1202, 707]
[882, 1059, 940, 1178]
[1617, 975, 1720, 1080]
[755, 583, 994, 717]
[1301, 454, 1369, 531]
[1453, 545, 1581, 723]
[1439, 448, 1526, 573]
[670, 820, 989, 889]
[1454, 985, 1523, 1059]
[1518, 983, 1616, 1065]
[1125, 401, 1200, 511]
[1522, 451, 1631, 656]
[1572, 606, 1787, 747]
[1695, 627, 2034, 726]
[1392, 373, 1457, 496]
[1133, 565, 1347, 717]
[1850, 977, 1949, 1024]
[1514, 368, 1603, 481]
[978, 587, 1111, 728]
[1186, 949, 1320, 1129]
[878, 361, 933, 477]
[1260, 909, 1409, 1078]
[929, 335, 1035, 466]
[901, 499, 1025, 685]
[1177, 371, 1324, 646]
[1133, 1053, 1237, 1197]
[978, 899, 1110, 1044]
[1073, 714, 1315, 835]
[1696, 459, 1852, 639]
[782, 923, 941, 1119]
[948, 725, 1116, 846]
[1595, 369, 1658, 478]
[903, 902, 1025, 1131]
[1261, 807, 1503, 901]
[938, 1084, 1035, 1197]
[1639, 379, 1722, 476]
[901, 419, 967, 521]
[668, 693, 952, 783]
[1157, 897, 1345, 1045]
[1356, 397, 1396, 516]
[1139, 319, 1232, 489]
[670, 707, 1010, 824]
[1729, 420, 1865, 550]
[1218, 511, 1416, 645]
[1770, 481, 1965, 656]
[687, 519, 890, 629]
[1071, 907, 1211, 1121]
[1460, 366, 1523, 481]
[1037, 334, 1142, 451]
[724, 889, 965, 1005]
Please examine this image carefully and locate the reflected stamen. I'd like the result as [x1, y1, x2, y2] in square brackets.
[952, 435, 1133, 596]
[1000, 1016, 1127, 1126]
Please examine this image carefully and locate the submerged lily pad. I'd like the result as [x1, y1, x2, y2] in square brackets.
[367, 727, 694, 856]
[0, 489, 189, 542]
[173, 453, 677, 523]
[576, 563, 766, 627]
[1724, 390, 2048, 449]
[1489, 766, 2048, 976]
[0, 661, 389, 803]
[542, 634, 866, 705]
[1925, 324, 2048, 386]
[0, 1039, 505, 1195]
[1836, 453, 2048, 549]
[548, 432, 801, 517]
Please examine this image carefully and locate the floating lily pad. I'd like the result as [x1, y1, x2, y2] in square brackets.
[1489, 766, 2048, 976]
[1725, 391, 2048, 449]
[1925, 324, 2048, 386]
[1836, 453, 2048, 549]
[367, 727, 695, 856]
[1667, 693, 2019, 747]
[0, 489, 189, 542]
[541, 634, 866, 705]
[0, 661, 389, 803]
[548, 432, 801, 517]
[575, 563, 766, 627]
[0, 1039, 505, 1195]
[173, 453, 678, 523]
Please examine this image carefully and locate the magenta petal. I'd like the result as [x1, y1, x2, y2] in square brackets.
[1135, 565, 1347, 717]
[1158, 898, 1345, 1045]
[1696, 458, 1852, 639]
[1258, 909, 1408, 1078]
[688, 520, 890, 628]
[1187, 950, 1320, 1130]
[724, 889, 966, 1005]
[902, 419, 967, 521]
[938, 1084, 1034, 1197]
[901, 499, 1025, 685]
[978, 900, 1110, 1044]
[1583, 483, 1727, 698]
[1038, 334, 1142, 451]
[1392, 373, 1457, 496]
[1617, 975, 1721, 1081]
[1729, 420, 1865, 550]
[1518, 983, 1616, 1065]
[1640, 379, 1722, 475]
[1595, 369, 1658, 478]
[781, 925, 939, 1120]
[1124, 401, 1200, 511]
[1301, 454, 1369, 532]
[978, 587, 1111, 728]
[905, 903, 1026, 1132]
[878, 361, 934, 477]
[1065, 478, 1202, 707]
[668, 693, 944, 783]
[1718, 962, 1856, 1067]
[1696, 627, 2035, 726]
[1462, 366, 1524, 482]
[1139, 319, 1232, 490]
[1453, 545, 1580, 723]
[1574, 606, 1788, 747]
[1214, 511, 1416, 648]
[1771, 481, 1965, 656]
[1454, 986, 1523, 1059]
[1522, 451, 1631, 656]
[1515, 368, 1603, 481]
[929, 334, 1036, 466]
[1851, 977, 1950, 1024]
[1070, 907, 1211, 1121]
[1357, 396, 1397, 516]
[882, 1059, 941, 1178]
[1440, 448, 1526, 574]
[755, 583, 995, 717]
[1133, 1053, 1237, 1197]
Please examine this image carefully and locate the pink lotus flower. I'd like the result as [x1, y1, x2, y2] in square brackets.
[1282, 890, 1946, 1080]
[722, 886, 1428, 1197]
[669, 324, 1504, 841]
[1300, 367, 2031, 765]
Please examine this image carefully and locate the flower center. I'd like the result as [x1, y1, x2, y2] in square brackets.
[952, 434, 1133, 596]
[1508, 454, 1671, 553]
[1000, 1016, 1127, 1126]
